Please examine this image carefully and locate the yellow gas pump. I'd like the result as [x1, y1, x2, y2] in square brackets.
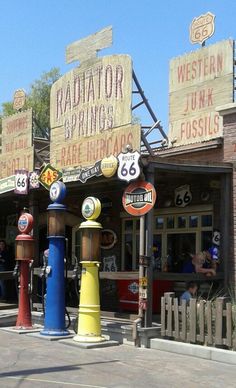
[74, 197, 105, 343]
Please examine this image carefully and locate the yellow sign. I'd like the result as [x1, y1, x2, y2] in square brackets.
[139, 277, 148, 287]
[101, 155, 118, 178]
[169, 40, 234, 147]
[39, 164, 62, 190]
[190, 12, 215, 45]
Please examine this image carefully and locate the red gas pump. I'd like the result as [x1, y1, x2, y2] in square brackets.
[15, 212, 35, 329]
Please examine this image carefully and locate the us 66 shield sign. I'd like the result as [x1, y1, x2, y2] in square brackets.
[117, 151, 141, 182]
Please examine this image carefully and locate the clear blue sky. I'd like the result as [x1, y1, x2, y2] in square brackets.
[0, 0, 236, 134]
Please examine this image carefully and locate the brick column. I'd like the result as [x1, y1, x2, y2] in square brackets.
[217, 103, 236, 294]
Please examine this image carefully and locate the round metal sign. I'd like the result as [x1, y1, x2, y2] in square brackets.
[81, 197, 101, 220]
[122, 180, 156, 216]
[18, 213, 34, 234]
[49, 181, 66, 203]
[101, 155, 118, 178]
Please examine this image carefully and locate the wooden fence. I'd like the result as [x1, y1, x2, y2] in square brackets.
[161, 292, 236, 350]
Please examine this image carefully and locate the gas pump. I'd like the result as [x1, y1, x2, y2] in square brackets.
[15, 212, 35, 329]
[41, 181, 69, 336]
[74, 196, 105, 343]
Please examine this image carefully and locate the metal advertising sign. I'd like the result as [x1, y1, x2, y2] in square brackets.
[13, 89, 26, 111]
[117, 151, 141, 182]
[169, 40, 234, 147]
[190, 12, 215, 45]
[14, 170, 29, 195]
[101, 229, 117, 250]
[174, 184, 192, 208]
[122, 180, 156, 216]
[39, 164, 62, 190]
[0, 175, 16, 194]
[29, 171, 40, 189]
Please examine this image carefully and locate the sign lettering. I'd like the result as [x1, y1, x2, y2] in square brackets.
[169, 40, 234, 146]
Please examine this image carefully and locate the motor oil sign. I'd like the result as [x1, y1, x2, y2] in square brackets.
[122, 180, 156, 216]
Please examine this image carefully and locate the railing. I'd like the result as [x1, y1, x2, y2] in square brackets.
[161, 292, 236, 350]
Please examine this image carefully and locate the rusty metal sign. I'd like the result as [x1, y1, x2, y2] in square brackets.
[190, 12, 215, 45]
[139, 277, 148, 287]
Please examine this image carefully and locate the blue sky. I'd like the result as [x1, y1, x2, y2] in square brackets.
[0, 0, 236, 134]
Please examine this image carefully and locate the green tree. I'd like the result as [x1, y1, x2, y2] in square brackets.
[0, 67, 61, 138]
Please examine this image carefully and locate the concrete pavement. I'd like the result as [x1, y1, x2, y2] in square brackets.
[0, 330, 235, 388]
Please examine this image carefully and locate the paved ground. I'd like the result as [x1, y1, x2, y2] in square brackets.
[0, 330, 236, 388]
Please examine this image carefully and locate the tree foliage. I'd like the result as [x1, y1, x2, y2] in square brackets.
[0, 67, 61, 138]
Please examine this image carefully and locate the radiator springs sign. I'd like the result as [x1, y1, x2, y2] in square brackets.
[50, 54, 139, 170]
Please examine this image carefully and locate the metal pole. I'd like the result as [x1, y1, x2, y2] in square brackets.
[138, 215, 145, 324]
[145, 168, 154, 327]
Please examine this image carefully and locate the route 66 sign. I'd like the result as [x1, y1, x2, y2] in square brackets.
[190, 12, 215, 45]
[14, 170, 28, 195]
[175, 184, 192, 208]
[117, 151, 141, 182]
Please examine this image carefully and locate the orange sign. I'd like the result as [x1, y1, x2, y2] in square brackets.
[190, 12, 215, 45]
[39, 164, 62, 190]
[122, 180, 156, 216]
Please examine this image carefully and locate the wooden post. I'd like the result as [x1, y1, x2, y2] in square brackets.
[206, 300, 213, 345]
[161, 296, 166, 336]
[225, 302, 232, 348]
[197, 300, 205, 343]
[215, 297, 225, 346]
[181, 299, 187, 341]
[174, 297, 179, 339]
[189, 298, 197, 343]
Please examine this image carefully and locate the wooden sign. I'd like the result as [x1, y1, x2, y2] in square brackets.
[51, 123, 140, 170]
[122, 180, 156, 216]
[0, 149, 34, 180]
[50, 53, 135, 170]
[169, 40, 234, 146]
[66, 26, 112, 64]
[190, 12, 215, 45]
[0, 109, 34, 179]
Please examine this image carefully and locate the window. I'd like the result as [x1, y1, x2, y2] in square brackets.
[122, 207, 213, 272]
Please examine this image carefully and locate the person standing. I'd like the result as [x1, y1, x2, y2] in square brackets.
[0, 240, 8, 300]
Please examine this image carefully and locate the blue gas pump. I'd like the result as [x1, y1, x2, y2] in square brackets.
[41, 181, 69, 336]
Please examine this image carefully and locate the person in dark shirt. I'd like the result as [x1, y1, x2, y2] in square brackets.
[0, 240, 8, 300]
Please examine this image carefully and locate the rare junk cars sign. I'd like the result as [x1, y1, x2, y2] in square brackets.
[50, 53, 140, 171]
[0, 109, 34, 179]
[169, 40, 234, 147]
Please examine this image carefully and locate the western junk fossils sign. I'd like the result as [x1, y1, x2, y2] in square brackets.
[0, 109, 34, 179]
[169, 40, 234, 146]
[50, 54, 140, 170]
